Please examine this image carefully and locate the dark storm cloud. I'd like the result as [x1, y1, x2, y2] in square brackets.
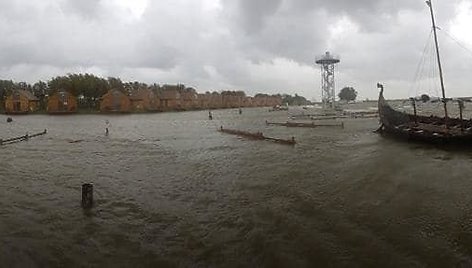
[0, 0, 469, 99]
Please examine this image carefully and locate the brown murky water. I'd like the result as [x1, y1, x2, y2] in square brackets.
[2, 104, 472, 267]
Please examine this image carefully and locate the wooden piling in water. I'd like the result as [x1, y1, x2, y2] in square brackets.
[81, 183, 94, 209]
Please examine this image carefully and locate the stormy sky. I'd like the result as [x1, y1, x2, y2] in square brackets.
[0, 0, 471, 100]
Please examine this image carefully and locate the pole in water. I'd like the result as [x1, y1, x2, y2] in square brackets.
[459, 100, 464, 131]
[105, 120, 110, 135]
[81, 183, 94, 209]
[239, 108, 242, 114]
[209, 111, 213, 120]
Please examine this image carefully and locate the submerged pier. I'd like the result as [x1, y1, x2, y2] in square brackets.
[266, 121, 344, 128]
[0, 129, 47, 145]
[290, 110, 378, 121]
[218, 126, 296, 145]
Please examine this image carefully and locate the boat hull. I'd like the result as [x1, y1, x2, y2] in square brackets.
[377, 86, 472, 144]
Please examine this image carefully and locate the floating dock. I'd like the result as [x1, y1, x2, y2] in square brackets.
[266, 121, 344, 128]
[218, 126, 296, 145]
[1, 129, 47, 145]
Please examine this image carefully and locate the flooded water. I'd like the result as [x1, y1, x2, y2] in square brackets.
[2, 105, 472, 267]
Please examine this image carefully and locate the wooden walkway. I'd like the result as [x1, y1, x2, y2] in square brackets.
[1, 129, 47, 145]
[218, 126, 296, 145]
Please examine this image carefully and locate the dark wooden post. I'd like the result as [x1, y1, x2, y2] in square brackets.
[458, 100, 464, 131]
[81, 183, 93, 209]
[410, 98, 417, 125]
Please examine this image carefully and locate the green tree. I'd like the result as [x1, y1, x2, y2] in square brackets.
[338, 87, 357, 102]
[49, 73, 109, 109]
[108, 77, 124, 91]
[0, 80, 15, 100]
[281, 93, 311, 106]
[33, 81, 48, 110]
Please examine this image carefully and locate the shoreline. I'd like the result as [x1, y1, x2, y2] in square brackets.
[0, 106, 275, 116]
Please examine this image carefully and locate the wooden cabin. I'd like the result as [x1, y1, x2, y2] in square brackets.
[268, 95, 283, 107]
[100, 89, 131, 113]
[129, 88, 160, 112]
[159, 89, 181, 111]
[209, 92, 223, 109]
[180, 88, 198, 110]
[47, 90, 77, 114]
[222, 91, 245, 108]
[253, 95, 283, 107]
[4, 90, 39, 114]
[147, 89, 160, 111]
[198, 93, 211, 109]
[243, 96, 255, 107]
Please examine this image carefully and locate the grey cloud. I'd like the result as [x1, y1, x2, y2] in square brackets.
[61, 0, 104, 19]
[0, 0, 469, 99]
[223, 0, 451, 34]
[222, 0, 283, 34]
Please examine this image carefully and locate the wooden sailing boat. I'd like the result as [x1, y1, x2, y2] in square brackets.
[377, 0, 472, 143]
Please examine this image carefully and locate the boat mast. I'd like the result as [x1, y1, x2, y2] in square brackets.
[426, 0, 449, 121]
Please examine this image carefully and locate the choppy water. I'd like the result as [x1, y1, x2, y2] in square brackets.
[2, 105, 472, 267]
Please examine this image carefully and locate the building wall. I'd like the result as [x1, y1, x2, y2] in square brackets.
[160, 99, 180, 111]
[100, 89, 131, 113]
[209, 94, 223, 109]
[130, 99, 145, 112]
[130, 89, 161, 112]
[5, 91, 38, 114]
[159, 90, 181, 111]
[47, 92, 78, 113]
[180, 92, 198, 110]
[148, 91, 160, 111]
[197, 94, 211, 109]
[223, 95, 244, 108]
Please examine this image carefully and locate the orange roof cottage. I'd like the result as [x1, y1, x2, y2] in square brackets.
[100, 89, 131, 113]
[47, 90, 77, 114]
[129, 88, 160, 112]
[4, 90, 39, 114]
[159, 88, 181, 111]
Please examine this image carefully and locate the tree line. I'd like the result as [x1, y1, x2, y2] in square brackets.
[0, 73, 312, 109]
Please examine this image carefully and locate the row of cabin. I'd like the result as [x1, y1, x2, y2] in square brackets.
[3, 89, 283, 114]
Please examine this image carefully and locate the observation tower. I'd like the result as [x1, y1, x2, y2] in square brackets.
[315, 51, 340, 109]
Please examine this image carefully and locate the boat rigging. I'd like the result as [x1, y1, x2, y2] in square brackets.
[426, 0, 449, 123]
[376, 0, 472, 144]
